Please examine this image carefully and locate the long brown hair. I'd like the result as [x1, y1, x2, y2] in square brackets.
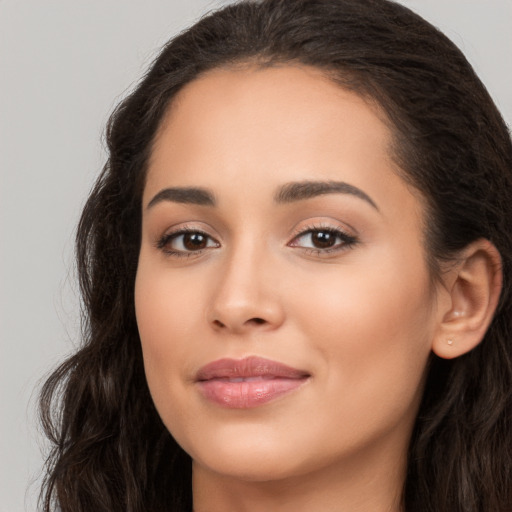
[39, 1, 512, 510]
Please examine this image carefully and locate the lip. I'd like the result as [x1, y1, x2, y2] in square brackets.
[196, 356, 310, 409]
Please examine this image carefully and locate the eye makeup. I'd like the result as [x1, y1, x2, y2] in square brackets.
[155, 221, 359, 260]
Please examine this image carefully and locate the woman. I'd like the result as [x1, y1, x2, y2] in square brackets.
[39, 0, 512, 511]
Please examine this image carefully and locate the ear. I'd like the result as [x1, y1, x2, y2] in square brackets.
[432, 239, 503, 359]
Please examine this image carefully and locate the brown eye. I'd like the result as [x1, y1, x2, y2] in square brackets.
[310, 231, 337, 249]
[182, 232, 208, 250]
[158, 230, 220, 255]
[289, 227, 358, 253]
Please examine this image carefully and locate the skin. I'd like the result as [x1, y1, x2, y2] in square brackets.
[135, 65, 451, 512]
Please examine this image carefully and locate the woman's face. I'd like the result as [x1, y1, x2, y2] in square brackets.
[135, 66, 445, 482]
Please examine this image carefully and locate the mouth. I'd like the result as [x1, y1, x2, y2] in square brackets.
[195, 356, 310, 409]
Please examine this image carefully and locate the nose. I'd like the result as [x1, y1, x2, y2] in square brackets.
[207, 244, 285, 335]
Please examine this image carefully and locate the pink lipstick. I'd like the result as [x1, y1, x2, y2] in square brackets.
[196, 356, 310, 409]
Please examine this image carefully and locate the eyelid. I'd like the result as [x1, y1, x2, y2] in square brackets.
[289, 218, 357, 240]
[287, 221, 359, 254]
[155, 224, 221, 257]
[153, 219, 358, 258]
[155, 221, 220, 243]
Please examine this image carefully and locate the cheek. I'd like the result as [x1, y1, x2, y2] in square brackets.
[135, 254, 202, 344]
[288, 249, 435, 408]
[292, 255, 433, 346]
[134, 259, 209, 445]
[134, 257, 202, 393]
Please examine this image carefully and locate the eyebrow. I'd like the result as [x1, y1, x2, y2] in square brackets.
[146, 180, 378, 211]
[275, 180, 378, 210]
[147, 187, 216, 209]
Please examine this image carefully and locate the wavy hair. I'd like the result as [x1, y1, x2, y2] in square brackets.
[39, 0, 512, 510]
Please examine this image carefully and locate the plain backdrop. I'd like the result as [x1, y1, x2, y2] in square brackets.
[1, 1, 510, 510]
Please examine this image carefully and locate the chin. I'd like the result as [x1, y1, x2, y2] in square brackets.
[184, 425, 315, 482]
[194, 452, 311, 483]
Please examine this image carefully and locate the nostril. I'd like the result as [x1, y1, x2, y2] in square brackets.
[210, 316, 271, 331]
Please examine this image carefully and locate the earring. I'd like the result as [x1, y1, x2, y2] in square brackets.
[447, 339, 454, 345]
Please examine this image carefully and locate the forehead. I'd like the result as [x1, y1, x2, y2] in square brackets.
[145, 65, 421, 223]
[151, 65, 390, 167]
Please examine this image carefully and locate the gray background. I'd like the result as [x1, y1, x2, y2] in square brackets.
[1, 1, 510, 510]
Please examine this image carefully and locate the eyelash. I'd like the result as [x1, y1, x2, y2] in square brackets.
[289, 224, 358, 255]
[156, 224, 358, 258]
[156, 227, 219, 258]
